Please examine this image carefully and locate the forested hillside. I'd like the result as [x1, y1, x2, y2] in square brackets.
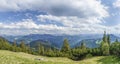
[0, 31, 120, 61]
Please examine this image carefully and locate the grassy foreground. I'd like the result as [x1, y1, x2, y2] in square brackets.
[98, 56, 120, 64]
[0, 50, 118, 64]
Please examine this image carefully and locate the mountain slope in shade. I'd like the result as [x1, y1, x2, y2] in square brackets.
[29, 39, 56, 49]
[75, 39, 101, 48]
[0, 36, 13, 44]
[75, 34, 120, 48]
[2, 34, 120, 48]
[2, 34, 103, 48]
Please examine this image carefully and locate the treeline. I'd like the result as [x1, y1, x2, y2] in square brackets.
[43, 31, 120, 60]
[0, 38, 31, 53]
[0, 31, 120, 60]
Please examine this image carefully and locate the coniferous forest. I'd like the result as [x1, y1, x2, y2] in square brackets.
[0, 31, 120, 61]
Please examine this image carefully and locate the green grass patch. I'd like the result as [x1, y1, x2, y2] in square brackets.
[0, 50, 109, 64]
[98, 56, 120, 64]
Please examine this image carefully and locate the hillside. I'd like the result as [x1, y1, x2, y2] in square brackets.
[0, 50, 106, 64]
[2, 34, 120, 49]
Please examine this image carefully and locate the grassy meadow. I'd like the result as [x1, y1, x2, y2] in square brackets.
[0, 50, 119, 64]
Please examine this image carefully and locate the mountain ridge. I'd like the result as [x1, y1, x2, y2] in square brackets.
[1, 34, 120, 48]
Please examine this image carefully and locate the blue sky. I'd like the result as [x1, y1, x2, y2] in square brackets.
[0, 0, 120, 35]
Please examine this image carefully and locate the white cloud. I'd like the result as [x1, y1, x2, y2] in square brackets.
[36, 14, 120, 35]
[0, 0, 109, 18]
[113, 0, 120, 8]
[0, 19, 39, 29]
[0, 15, 109, 35]
[37, 15, 102, 27]
[37, 14, 107, 34]
[0, 17, 120, 35]
[0, 0, 111, 35]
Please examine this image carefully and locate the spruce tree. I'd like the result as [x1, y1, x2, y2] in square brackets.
[80, 40, 87, 54]
[19, 41, 26, 52]
[12, 40, 17, 52]
[13, 40, 17, 47]
[40, 45, 44, 55]
[101, 42, 109, 56]
[37, 44, 45, 55]
[115, 39, 119, 43]
[103, 31, 107, 42]
[107, 35, 110, 45]
[101, 31, 110, 56]
[61, 38, 70, 53]
[37, 44, 41, 54]
[81, 40, 86, 49]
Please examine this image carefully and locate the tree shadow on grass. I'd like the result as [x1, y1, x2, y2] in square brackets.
[97, 56, 120, 64]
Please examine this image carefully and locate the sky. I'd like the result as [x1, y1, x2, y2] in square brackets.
[0, 0, 120, 35]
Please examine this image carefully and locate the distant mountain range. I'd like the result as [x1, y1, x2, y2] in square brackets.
[1, 34, 120, 49]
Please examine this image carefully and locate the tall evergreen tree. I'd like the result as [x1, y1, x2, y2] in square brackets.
[81, 40, 86, 49]
[40, 45, 44, 55]
[101, 42, 109, 56]
[0, 38, 11, 50]
[101, 31, 110, 56]
[61, 38, 70, 53]
[12, 40, 17, 52]
[13, 40, 17, 47]
[37, 43, 45, 55]
[115, 39, 119, 43]
[37, 44, 41, 54]
[19, 41, 26, 52]
[103, 31, 107, 42]
[110, 40, 120, 56]
[107, 35, 111, 45]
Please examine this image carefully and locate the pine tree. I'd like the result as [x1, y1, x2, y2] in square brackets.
[19, 41, 26, 52]
[107, 35, 110, 45]
[12, 40, 17, 52]
[37, 44, 41, 54]
[37, 43, 45, 55]
[80, 40, 87, 54]
[110, 40, 120, 56]
[13, 40, 17, 47]
[101, 42, 109, 56]
[101, 31, 110, 56]
[81, 40, 86, 49]
[115, 39, 119, 43]
[103, 31, 107, 42]
[40, 45, 44, 55]
[61, 38, 70, 53]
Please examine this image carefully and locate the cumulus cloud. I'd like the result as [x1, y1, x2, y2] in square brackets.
[0, 16, 112, 35]
[0, 17, 101, 35]
[0, 19, 63, 35]
[113, 0, 120, 8]
[0, 0, 111, 35]
[37, 15, 102, 27]
[0, 0, 109, 18]
[0, 16, 120, 35]
[37, 14, 107, 34]
[0, 19, 39, 29]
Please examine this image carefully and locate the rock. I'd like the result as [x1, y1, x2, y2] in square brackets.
[35, 58, 44, 61]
